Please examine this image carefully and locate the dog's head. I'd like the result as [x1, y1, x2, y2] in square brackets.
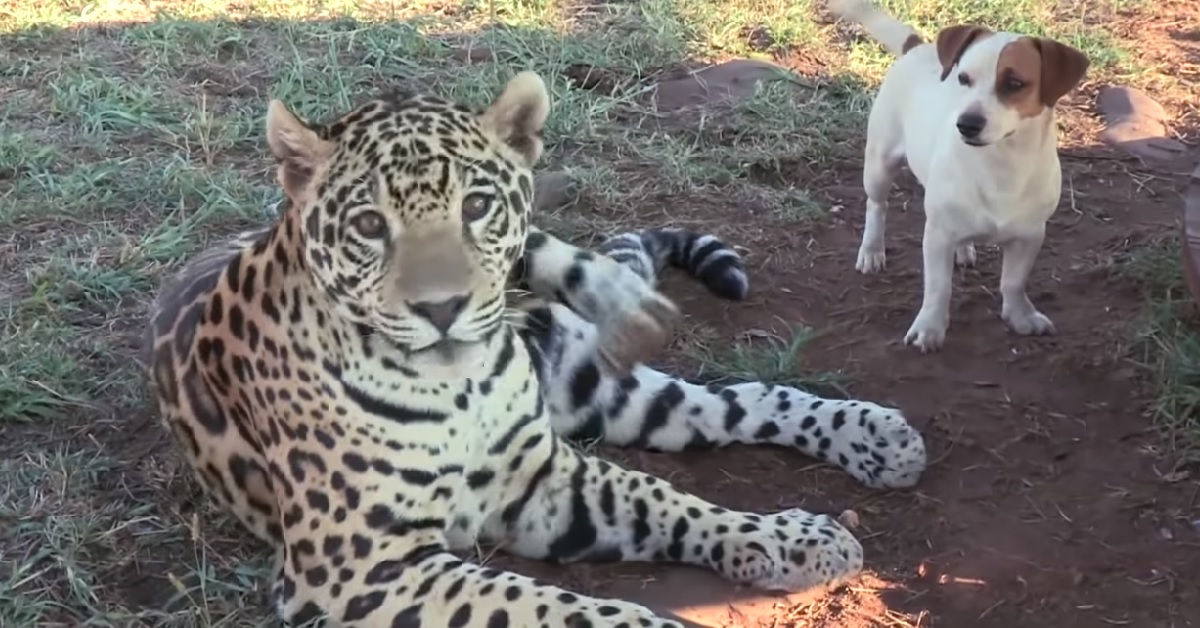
[934, 26, 1089, 147]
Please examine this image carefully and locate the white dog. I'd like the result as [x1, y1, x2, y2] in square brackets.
[829, 0, 1090, 352]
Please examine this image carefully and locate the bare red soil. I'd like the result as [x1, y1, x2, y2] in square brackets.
[481, 59, 1200, 623]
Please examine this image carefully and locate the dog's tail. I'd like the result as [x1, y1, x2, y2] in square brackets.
[829, 0, 923, 58]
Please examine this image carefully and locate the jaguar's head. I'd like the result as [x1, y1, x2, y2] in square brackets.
[266, 72, 550, 356]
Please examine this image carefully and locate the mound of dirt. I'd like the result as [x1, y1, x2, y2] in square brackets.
[1096, 85, 1187, 162]
[533, 170, 578, 211]
[649, 59, 798, 111]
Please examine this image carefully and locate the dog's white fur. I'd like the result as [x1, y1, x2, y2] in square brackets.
[830, 0, 1089, 352]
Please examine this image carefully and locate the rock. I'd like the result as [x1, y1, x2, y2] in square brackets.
[650, 59, 800, 111]
[1096, 85, 1186, 162]
[533, 171, 578, 212]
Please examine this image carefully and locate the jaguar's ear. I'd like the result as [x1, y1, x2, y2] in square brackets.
[266, 100, 333, 200]
[480, 71, 550, 167]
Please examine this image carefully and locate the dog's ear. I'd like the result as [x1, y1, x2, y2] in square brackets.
[936, 25, 992, 81]
[1033, 38, 1089, 106]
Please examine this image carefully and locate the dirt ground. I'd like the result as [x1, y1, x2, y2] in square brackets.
[480, 22, 1200, 628]
[566, 148, 1200, 627]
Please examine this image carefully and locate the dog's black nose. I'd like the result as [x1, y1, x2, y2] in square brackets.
[408, 295, 469, 333]
[956, 113, 987, 139]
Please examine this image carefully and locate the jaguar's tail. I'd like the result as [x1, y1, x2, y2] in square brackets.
[597, 227, 749, 301]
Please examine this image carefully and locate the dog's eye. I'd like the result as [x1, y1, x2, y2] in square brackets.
[351, 211, 387, 238]
[957, 72, 972, 87]
[1002, 78, 1025, 92]
[462, 193, 493, 222]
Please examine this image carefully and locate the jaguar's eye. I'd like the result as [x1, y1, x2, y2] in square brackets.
[351, 211, 387, 238]
[462, 193, 493, 222]
[957, 72, 972, 87]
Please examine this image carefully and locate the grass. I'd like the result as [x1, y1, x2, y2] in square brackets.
[1119, 236, 1200, 464]
[682, 324, 852, 396]
[0, 0, 1185, 624]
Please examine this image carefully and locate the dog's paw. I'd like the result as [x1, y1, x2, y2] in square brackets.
[1003, 308, 1055, 336]
[855, 247, 886, 274]
[592, 266, 681, 377]
[954, 244, 977, 267]
[903, 312, 948, 352]
[596, 296, 679, 377]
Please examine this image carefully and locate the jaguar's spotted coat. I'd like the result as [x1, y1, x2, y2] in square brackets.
[146, 72, 926, 627]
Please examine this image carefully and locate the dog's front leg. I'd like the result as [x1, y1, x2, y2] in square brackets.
[999, 228, 1056, 336]
[855, 142, 901, 274]
[904, 219, 957, 352]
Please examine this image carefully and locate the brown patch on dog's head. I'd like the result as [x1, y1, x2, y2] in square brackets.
[901, 33, 924, 55]
[936, 25, 992, 80]
[994, 37, 1090, 118]
[994, 38, 1045, 118]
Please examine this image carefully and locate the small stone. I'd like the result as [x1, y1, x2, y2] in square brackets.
[650, 59, 805, 112]
[1097, 85, 1169, 122]
[533, 171, 578, 212]
[1096, 85, 1186, 162]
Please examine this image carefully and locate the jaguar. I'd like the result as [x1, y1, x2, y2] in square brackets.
[146, 71, 927, 626]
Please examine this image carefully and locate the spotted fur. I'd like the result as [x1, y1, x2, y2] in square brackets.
[146, 72, 925, 627]
[595, 227, 749, 301]
[524, 228, 925, 488]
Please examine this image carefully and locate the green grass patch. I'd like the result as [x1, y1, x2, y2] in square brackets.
[0, 320, 89, 423]
[683, 325, 851, 395]
[0, 445, 275, 626]
[1146, 312, 1200, 463]
[0, 447, 128, 623]
[1120, 238, 1200, 462]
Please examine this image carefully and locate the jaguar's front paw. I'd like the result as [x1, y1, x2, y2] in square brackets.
[725, 509, 864, 594]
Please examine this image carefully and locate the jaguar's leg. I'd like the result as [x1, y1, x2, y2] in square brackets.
[271, 533, 683, 628]
[266, 423, 684, 626]
[485, 425, 863, 595]
[529, 303, 927, 490]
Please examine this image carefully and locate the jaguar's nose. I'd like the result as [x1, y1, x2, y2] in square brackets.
[407, 295, 469, 333]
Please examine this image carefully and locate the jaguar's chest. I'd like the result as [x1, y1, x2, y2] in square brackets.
[265, 329, 553, 520]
